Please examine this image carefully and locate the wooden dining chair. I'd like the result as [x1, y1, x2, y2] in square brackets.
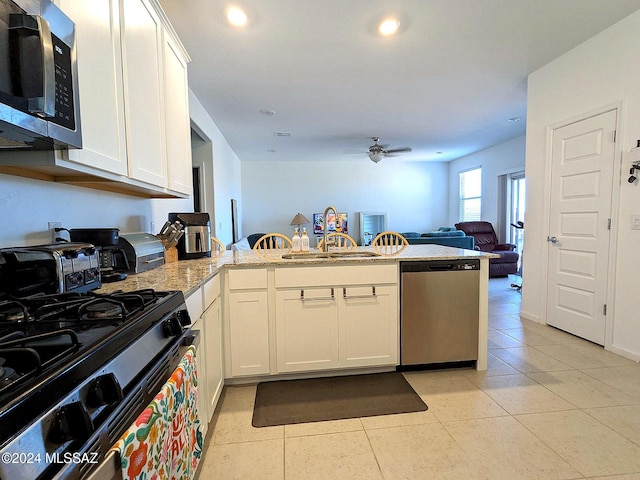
[372, 231, 408, 255]
[211, 236, 226, 258]
[317, 232, 357, 251]
[252, 233, 293, 251]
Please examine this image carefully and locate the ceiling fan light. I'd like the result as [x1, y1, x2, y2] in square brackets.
[369, 152, 384, 163]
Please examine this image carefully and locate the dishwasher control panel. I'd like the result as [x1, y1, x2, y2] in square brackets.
[400, 259, 480, 272]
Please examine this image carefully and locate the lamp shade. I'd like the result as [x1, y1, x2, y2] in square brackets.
[290, 213, 310, 226]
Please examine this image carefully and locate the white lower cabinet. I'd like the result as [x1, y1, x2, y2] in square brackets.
[228, 290, 270, 376]
[202, 296, 223, 420]
[275, 288, 338, 373]
[184, 274, 223, 431]
[339, 285, 398, 367]
[226, 269, 270, 377]
[273, 264, 399, 374]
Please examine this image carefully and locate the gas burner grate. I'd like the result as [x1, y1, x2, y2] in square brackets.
[0, 329, 80, 395]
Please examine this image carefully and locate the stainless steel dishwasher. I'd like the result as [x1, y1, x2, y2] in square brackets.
[400, 259, 480, 368]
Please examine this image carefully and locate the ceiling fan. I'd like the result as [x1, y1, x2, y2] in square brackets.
[366, 137, 412, 163]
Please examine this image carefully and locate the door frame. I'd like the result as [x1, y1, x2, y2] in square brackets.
[541, 102, 623, 350]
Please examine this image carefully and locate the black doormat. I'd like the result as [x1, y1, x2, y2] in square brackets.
[252, 372, 427, 427]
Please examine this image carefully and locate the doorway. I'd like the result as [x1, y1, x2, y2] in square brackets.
[546, 108, 617, 345]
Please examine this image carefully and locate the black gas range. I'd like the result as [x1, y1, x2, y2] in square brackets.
[0, 287, 194, 480]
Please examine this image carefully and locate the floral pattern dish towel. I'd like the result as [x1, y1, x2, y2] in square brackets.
[111, 345, 203, 480]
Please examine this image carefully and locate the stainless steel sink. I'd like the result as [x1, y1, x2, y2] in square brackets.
[281, 250, 381, 259]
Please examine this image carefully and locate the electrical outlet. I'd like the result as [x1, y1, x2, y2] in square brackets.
[48, 222, 62, 242]
[632, 215, 640, 231]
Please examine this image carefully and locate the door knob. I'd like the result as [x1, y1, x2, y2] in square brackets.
[547, 236, 559, 244]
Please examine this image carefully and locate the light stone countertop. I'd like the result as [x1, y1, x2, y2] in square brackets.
[96, 244, 496, 296]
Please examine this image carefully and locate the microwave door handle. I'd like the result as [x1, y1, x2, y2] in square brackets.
[9, 13, 56, 117]
[33, 15, 56, 117]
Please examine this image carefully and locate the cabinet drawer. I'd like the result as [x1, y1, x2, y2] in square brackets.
[203, 274, 221, 308]
[275, 263, 398, 288]
[228, 268, 267, 290]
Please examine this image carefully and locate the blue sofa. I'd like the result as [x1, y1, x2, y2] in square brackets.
[401, 229, 475, 250]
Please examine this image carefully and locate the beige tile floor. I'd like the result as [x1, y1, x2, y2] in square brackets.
[197, 277, 640, 480]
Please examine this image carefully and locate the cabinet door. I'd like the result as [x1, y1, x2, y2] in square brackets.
[120, 0, 167, 187]
[338, 285, 398, 368]
[59, 0, 128, 175]
[228, 290, 270, 377]
[190, 316, 208, 436]
[275, 288, 338, 373]
[203, 297, 222, 422]
[163, 33, 192, 195]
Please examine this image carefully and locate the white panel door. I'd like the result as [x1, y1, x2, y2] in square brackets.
[163, 33, 192, 195]
[275, 288, 338, 373]
[60, 0, 128, 175]
[120, 0, 167, 187]
[546, 109, 616, 344]
[338, 285, 398, 368]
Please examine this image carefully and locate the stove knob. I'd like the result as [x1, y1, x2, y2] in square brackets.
[87, 373, 123, 408]
[62, 249, 79, 259]
[48, 401, 94, 445]
[162, 317, 183, 337]
[177, 309, 191, 327]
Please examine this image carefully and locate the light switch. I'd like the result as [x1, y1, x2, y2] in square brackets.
[632, 215, 640, 230]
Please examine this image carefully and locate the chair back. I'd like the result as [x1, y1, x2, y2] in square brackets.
[211, 236, 226, 258]
[454, 221, 498, 251]
[317, 232, 357, 251]
[372, 231, 408, 255]
[253, 233, 293, 251]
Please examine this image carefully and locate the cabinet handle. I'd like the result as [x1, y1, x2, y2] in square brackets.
[343, 286, 377, 299]
[300, 288, 335, 301]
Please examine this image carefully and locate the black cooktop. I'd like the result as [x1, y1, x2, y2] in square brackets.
[0, 289, 184, 440]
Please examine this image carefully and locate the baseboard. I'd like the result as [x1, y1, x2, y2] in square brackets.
[519, 309, 543, 324]
[608, 344, 640, 363]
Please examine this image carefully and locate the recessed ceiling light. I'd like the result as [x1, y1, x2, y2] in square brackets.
[226, 7, 248, 27]
[378, 18, 400, 36]
[260, 109, 275, 116]
[508, 117, 521, 122]
[274, 132, 292, 137]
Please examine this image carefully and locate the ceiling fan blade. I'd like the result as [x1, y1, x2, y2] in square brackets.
[383, 147, 412, 154]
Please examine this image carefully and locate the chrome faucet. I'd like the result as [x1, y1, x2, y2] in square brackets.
[321, 205, 338, 252]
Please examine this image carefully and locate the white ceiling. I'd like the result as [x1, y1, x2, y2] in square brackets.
[159, 0, 640, 163]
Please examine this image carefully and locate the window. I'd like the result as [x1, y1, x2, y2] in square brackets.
[459, 167, 482, 221]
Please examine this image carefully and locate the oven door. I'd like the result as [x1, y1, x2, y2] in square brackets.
[79, 331, 201, 480]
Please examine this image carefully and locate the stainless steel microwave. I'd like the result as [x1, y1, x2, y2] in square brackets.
[0, 0, 81, 149]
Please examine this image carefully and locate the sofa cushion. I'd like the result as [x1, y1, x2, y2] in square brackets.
[490, 251, 519, 264]
[421, 230, 465, 238]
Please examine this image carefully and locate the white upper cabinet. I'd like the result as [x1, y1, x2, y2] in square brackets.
[163, 32, 192, 195]
[120, 0, 167, 188]
[57, 0, 128, 176]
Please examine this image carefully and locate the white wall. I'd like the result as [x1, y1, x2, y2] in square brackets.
[524, 9, 640, 360]
[241, 159, 449, 244]
[0, 89, 241, 249]
[0, 173, 155, 247]
[447, 136, 526, 232]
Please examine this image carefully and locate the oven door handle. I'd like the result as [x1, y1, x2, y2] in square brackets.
[183, 329, 200, 349]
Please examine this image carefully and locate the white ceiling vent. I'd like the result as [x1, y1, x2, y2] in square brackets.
[274, 132, 292, 137]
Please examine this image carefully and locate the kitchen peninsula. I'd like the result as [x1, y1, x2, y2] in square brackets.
[96, 244, 494, 430]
